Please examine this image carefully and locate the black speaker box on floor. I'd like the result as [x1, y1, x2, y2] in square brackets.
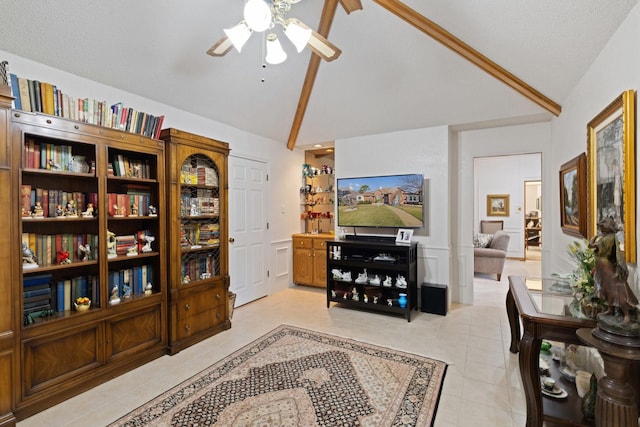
[420, 283, 447, 316]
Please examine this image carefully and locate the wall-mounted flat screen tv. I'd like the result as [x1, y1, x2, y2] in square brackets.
[337, 173, 424, 228]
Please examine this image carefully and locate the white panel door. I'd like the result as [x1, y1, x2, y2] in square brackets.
[228, 156, 269, 306]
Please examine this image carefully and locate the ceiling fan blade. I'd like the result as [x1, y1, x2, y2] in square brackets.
[308, 30, 341, 61]
[339, 0, 363, 14]
[206, 35, 233, 57]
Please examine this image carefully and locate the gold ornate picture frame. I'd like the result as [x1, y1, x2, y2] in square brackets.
[559, 153, 587, 238]
[487, 194, 509, 217]
[587, 89, 636, 262]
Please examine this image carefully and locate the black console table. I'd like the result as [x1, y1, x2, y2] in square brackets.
[326, 240, 417, 321]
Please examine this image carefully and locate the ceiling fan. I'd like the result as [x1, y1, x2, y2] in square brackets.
[207, 0, 362, 64]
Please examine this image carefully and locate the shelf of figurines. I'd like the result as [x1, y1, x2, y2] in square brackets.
[302, 164, 334, 178]
[328, 275, 410, 317]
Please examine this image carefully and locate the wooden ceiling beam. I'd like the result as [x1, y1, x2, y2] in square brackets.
[372, 0, 562, 117]
[287, 0, 340, 150]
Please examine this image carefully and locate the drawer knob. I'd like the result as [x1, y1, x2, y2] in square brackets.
[216, 293, 221, 300]
[185, 324, 191, 331]
[185, 303, 191, 311]
[46, 119, 52, 124]
[216, 312, 221, 319]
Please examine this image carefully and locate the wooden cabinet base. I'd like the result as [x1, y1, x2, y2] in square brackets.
[292, 234, 332, 287]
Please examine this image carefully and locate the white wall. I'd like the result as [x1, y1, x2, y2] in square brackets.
[548, 2, 640, 286]
[474, 153, 541, 258]
[335, 126, 451, 295]
[1, 50, 304, 296]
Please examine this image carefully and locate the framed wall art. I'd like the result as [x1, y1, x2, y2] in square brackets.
[487, 194, 509, 217]
[587, 89, 636, 261]
[559, 153, 587, 238]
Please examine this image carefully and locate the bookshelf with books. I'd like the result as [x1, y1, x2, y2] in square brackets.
[8, 73, 164, 138]
[5, 98, 167, 420]
[160, 128, 230, 355]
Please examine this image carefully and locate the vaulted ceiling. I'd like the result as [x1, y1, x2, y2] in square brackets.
[0, 0, 637, 149]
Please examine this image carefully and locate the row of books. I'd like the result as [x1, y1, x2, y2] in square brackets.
[108, 265, 153, 299]
[110, 154, 152, 179]
[113, 230, 152, 256]
[55, 275, 98, 312]
[8, 73, 165, 138]
[23, 273, 98, 319]
[180, 164, 219, 186]
[22, 233, 99, 266]
[22, 137, 94, 172]
[108, 192, 152, 217]
[181, 252, 216, 283]
[21, 185, 97, 218]
[180, 223, 220, 247]
[23, 273, 55, 320]
[180, 194, 220, 216]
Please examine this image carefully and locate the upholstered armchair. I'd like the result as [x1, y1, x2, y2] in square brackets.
[474, 229, 511, 281]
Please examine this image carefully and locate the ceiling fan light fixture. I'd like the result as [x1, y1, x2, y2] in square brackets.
[244, 0, 273, 32]
[284, 19, 311, 53]
[265, 33, 287, 64]
[224, 21, 252, 52]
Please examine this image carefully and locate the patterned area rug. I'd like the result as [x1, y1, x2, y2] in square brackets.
[109, 325, 447, 426]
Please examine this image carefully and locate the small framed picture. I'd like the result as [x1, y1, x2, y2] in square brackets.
[487, 194, 510, 217]
[396, 229, 413, 244]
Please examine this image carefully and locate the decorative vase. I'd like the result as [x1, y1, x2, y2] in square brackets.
[398, 293, 407, 308]
[581, 373, 597, 421]
[74, 302, 91, 312]
[70, 155, 90, 173]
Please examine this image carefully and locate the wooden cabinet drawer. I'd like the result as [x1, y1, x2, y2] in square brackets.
[178, 284, 225, 318]
[176, 305, 225, 340]
[313, 238, 328, 250]
[293, 236, 312, 249]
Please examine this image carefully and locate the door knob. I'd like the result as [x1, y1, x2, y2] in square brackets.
[229, 237, 235, 243]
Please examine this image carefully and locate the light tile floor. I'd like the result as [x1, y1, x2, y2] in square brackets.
[17, 258, 540, 427]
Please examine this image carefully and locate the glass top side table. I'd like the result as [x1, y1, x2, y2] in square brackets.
[506, 275, 596, 427]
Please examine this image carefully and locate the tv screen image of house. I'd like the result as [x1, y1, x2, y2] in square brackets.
[337, 173, 424, 228]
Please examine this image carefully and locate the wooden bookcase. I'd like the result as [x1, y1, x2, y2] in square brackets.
[160, 128, 231, 355]
[326, 239, 418, 322]
[2, 92, 167, 421]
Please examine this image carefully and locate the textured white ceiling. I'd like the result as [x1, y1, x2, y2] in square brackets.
[0, 0, 637, 148]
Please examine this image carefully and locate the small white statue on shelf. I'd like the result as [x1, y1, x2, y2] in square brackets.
[144, 282, 153, 296]
[383, 276, 393, 287]
[396, 275, 407, 288]
[355, 269, 368, 284]
[81, 203, 94, 217]
[369, 275, 381, 285]
[332, 269, 342, 279]
[122, 283, 132, 299]
[190, 203, 198, 216]
[109, 286, 121, 305]
[363, 294, 368, 303]
[341, 271, 352, 282]
[22, 242, 39, 267]
[126, 245, 138, 256]
[107, 230, 117, 258]
[352, 287, 359, 301]
[78, 243, 91, 261]
[148, 205, 157, 216]
[141, 235, 155, 253]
